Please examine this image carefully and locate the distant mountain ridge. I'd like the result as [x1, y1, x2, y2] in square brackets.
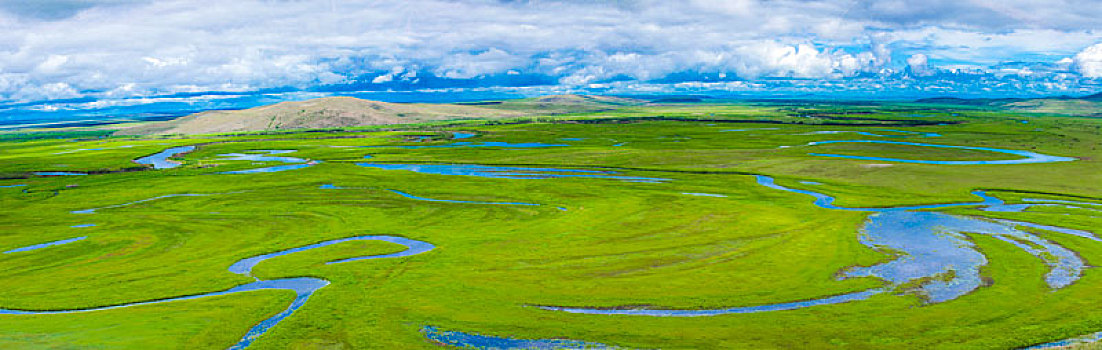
[116, 94, 644, 135]
[914, 93, 1102, 116]
[1081, 92, 1102, 101]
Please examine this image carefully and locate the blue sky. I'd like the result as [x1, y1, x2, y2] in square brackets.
[1, 0, 1101, 123]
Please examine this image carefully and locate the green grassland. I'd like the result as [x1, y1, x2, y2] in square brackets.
[1, 102, 1101, 349]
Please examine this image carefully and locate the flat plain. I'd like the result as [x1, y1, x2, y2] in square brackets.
[1, 100, 1101, 349]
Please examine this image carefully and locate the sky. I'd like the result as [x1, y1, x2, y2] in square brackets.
[1, 0, 1101, 124]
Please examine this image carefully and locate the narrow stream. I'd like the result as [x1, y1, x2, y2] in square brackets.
[356, 163, 670, 183]
[134, 146, 196, 169]
[214, 150, 319, 175]
[806, 140, 1076, 165]
[3, 237, 87, 254]
[422, 326, 620, 349]
[0, 235, 435, 350]
[536, 175, 1096, 316]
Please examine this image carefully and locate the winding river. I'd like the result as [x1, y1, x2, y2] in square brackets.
[806, 140, 1076, 165]
[537, 176, 1097, 316]
[339, 132, 1096, 346]
[8, 130, 1097, 348]
[0, 235, 435, 349]
[422, 325, 619, 349]
[134, 146, 196, 169]
[356, 163, 671, 183]
[71, 193, 218, 214]
[385, 189, 542, 207]
[3, 237, 87, 254]
[214, 150, 320, 175]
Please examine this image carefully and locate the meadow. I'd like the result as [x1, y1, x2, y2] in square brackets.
[1, 102, 1100, 349]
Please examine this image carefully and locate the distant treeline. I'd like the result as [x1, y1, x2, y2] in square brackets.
[0, 130, 114, 141]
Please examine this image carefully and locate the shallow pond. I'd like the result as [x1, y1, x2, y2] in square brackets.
[134, 146, 196, 169]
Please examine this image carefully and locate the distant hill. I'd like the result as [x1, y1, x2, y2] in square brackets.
[528, 94, 643, 105]
[914, 93, 1102, 116]
[650, 97, 706, 103]
[1081, 92, 1102, 101]
[116, 94, 639, 135]
[477, 94, 645, 114]
[913, 97, 996, 106]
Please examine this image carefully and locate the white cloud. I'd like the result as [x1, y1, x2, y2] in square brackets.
[371, 74, 393, 84]
[734, 43, 834, 78]
[0, 0, 1099, 103]
[35, 55, 69, 73]
[17, 82, 80, 100]
[435, 48, 525, 79]
[1073, 43, 1102, 78]
[906, 54, 933, 76]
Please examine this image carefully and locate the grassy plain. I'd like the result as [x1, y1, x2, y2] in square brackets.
[0, 102, 1100, 349]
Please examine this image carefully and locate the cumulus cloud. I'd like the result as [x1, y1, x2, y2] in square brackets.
[906, 54, 933, 76]
[0, 0, 1099, 104]
[727, 42, 885, 79]
[1073, 43, 1102, 78]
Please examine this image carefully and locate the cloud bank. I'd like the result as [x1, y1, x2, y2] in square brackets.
[0, 0, 1101, 108]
